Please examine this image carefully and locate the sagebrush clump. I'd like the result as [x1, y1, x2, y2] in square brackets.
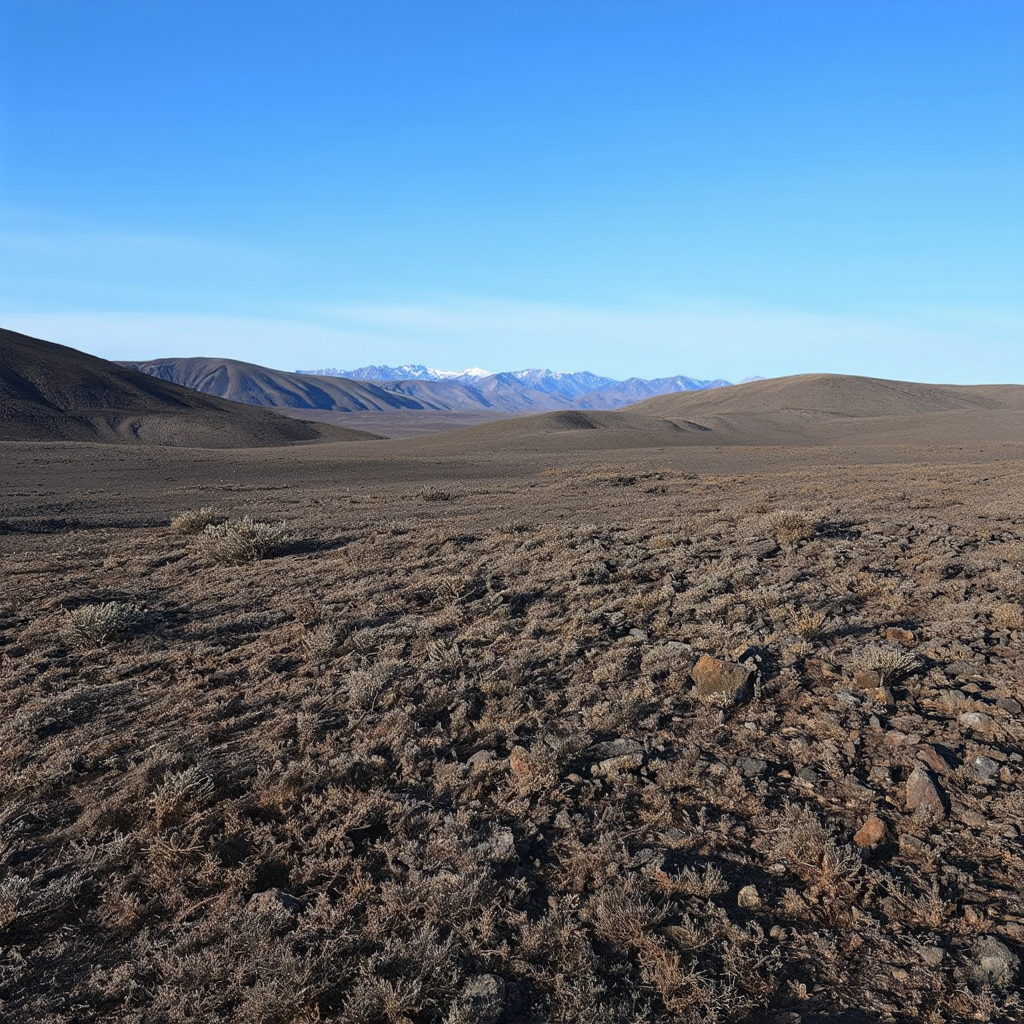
[197, 516, 289, 564]
[63, 600, 143, 647]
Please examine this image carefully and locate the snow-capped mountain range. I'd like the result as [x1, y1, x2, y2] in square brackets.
[299, 364, 730, 403]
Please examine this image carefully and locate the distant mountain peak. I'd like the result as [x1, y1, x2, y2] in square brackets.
[298, 364, 493, 383]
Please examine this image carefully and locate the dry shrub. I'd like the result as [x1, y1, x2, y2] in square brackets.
[992, 602, 1023, 631]
[765, 510, 816, 544]
[788, 606, 828, 640]
[855, 643, 918, 683]
[64, 601, 143, 648]
[170, 507, 225, 534]
[301, 623, 338, 662]
[197, 517, 289, 564]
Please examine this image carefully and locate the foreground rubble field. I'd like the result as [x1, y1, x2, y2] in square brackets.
[1, 457, 1021, 1023]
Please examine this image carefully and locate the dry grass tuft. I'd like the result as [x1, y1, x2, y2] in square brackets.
[169, 507, 225, 534]
[421, 487, 453, 502]
[788, 606, 828, 640]
[301, 623, 338, 662]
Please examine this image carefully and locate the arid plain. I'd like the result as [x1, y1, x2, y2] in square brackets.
[1, 333, 1023, 1023]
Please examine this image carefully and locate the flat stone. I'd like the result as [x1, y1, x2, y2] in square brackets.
[588, 738, 644, 762]
[482, 826, 517, 861]
[905, 766, 948, 818]
[593, 752, 645, 776]
[736, 756, 768, 778]
[467, 749, 497, 769]
[959, 711, 998, 739]
[852, 668, 882, 690]
[854, 813, 887, 849]
[996, 696, 1021, 716]
[917, 944, 945, 967]
[691, 654, 755, 702]
[884, 627, 917, 646]
[448, 974, 507, 1024]
[958, 808, 988, 827]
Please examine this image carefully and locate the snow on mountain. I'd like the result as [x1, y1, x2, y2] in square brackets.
[295, 363, 732, 404]
[298, 364, 492, 383]
[506, 369, 619, 399]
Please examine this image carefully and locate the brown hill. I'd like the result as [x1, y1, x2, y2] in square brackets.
[0, 329, 380, 447]
[630, 373, 1024, 446]
[371, 373, 1023, 455]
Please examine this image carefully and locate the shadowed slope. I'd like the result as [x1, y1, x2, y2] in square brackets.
[124, 357, 574, 412]
[0, 329, 380, 447]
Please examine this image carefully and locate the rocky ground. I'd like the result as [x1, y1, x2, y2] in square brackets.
[0, 455, 1021, 1022]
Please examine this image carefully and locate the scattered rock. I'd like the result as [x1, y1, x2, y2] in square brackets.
[446, 974, 507, 1024]
[796, 766, 819, 786]
[884, 627, 917, 646]
[852, 668, 882, 690]
[482, 825, 517, 861]
[905, 766, 948, 818]
[854, 814, 887, 849]
[589, 738, 645, 775]
[467, 749, 497, 769]
[737, 884, 761, 909]
[736, 756, 768, 778]
[967, 755, 1000, 784]
[509, 745, 536, 777]
[959, 711, 998, 739]
[628, 627, 649, 640]
[914, 743, 956, 775]
[691, 654, 755, 702]
[970, 935, 1019, 989]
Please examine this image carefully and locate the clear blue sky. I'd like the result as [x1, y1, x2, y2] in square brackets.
[2, 0, 1022, 382]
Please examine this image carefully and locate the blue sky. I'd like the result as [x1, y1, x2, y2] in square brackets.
[1, 0, 1021, 382]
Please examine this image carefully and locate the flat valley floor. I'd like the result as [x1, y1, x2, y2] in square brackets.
[1, 433, 1022, 1023]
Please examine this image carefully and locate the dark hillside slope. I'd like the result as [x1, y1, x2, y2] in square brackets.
[124, 358, 572, 412]
[0, 329, 378, 447]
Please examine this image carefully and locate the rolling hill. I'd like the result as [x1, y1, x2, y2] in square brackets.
[376, 373, 1024, 455]
[0, 329, 379, 447]
[124, 357, 730, 413]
